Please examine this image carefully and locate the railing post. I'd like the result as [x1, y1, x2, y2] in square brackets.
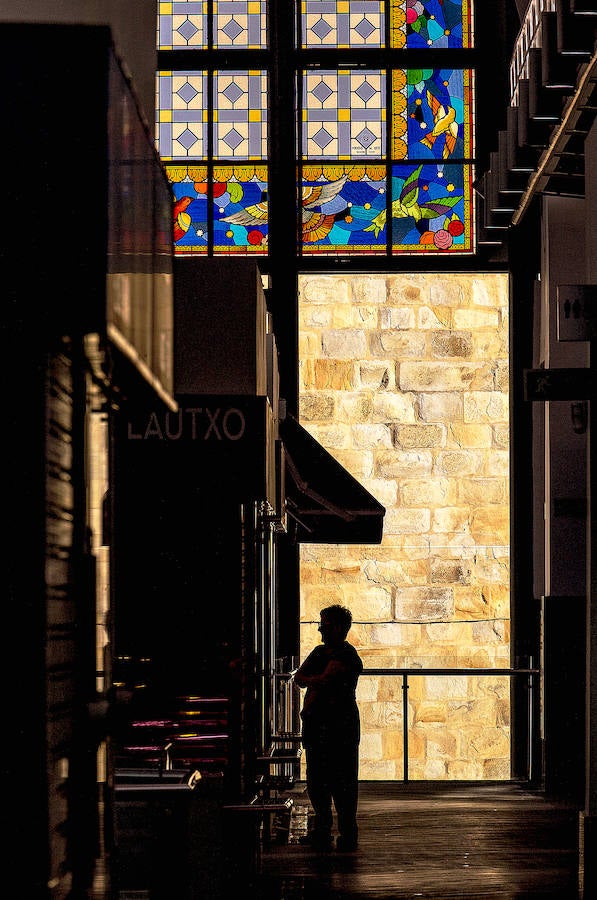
[402, 673, 409, 783]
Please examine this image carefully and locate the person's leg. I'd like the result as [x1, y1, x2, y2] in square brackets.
[331, 742, 359, 850]
[304, 742, 334, 848]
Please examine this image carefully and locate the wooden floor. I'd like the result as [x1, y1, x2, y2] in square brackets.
[257, 781, 581, 899]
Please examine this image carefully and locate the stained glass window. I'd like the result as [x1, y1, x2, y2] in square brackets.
[158, 0, 268, 50]
[156, 0, 475, 256]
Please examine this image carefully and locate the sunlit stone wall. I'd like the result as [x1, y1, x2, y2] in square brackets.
[297, 272, 510, 780]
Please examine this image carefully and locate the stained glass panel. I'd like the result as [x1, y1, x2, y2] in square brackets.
[390, 162, 473, 252]
[213, 164, 269, 252]
[158, 0, 268, 50]
[301, 1, 384, 47]
[214, 71, 268, 159]
[402, 0, 473, 50]
[302, 70, 386, 159]
[300, 165, 387, 254]
[158, 2, 207, 50]
[156, 71, 209, 159]
[395, 68, 473, 160]
[215, 1, 268, 48]
[166, 164, 269, 254]
[167, 165, 209, 253]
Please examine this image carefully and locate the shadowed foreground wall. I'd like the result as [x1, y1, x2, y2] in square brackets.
[298, 272, 510, 779]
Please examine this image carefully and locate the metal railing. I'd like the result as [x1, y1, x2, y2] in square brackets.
[272, 665, 540, 784]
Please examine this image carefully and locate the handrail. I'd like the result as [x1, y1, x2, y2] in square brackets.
[274, 666, 540, 784]
[361, 666, 539, 783]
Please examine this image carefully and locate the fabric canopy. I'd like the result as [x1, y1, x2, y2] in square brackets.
[280, 414, 385, 544]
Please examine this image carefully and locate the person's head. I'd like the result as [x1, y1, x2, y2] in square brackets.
[318, 604, 353, 646]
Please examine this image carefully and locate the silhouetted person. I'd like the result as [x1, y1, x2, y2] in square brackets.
[294, 604, 363, 852]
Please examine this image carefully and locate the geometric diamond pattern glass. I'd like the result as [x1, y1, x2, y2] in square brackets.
[301, 1, 384, 47]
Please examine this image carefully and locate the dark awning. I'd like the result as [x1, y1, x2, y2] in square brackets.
[280, 414, 385, 544]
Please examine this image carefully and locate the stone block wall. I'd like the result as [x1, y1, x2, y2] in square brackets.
[297, 272, 510, 780]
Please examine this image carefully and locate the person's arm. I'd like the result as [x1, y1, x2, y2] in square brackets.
[294, 654, 350, 689]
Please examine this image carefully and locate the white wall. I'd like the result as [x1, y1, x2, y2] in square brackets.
[0, 0, 157, 126]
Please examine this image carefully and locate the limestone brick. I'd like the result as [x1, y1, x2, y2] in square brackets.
[453, 307, 500, 328]
[399, 361, 483, 392]
[472, 330, 508, 357]
[431, 331, 473, 359]
[371, 392, 417, 423]
[431, 506, 471, 533]
[393, 423, 446, 449]
[460, 477, 507, 505]
[361, 478, 397, 507]
[430, 558, 472, 585]
[435, 449, 484, 476]
[485, 450, 509, 475]
[310, 359, 356, 390]
[386, 274, 428, 304]
[300, 306, 332, 328]
[430, 279, 465, 307]
[375, 449, 433, 477]
[493, 423, 510, 449]
[380, 307, 416, 330]
[418, 391, 463, 423]
[383, 507, 431, 534]
[418, 306, 453, 329]
[472, 620, 508, 644]
[400, 477, 455, 507]
[331, 449, 375, 477]
[332, 304, 379, 329]
[322, 328, 368, 358]
[464, 391, 509, 423]
[470, 507, 509, 544]
[340, 586, 392, 621]
[351, 276, 388, 304]
[372, 330, 427, 358]
[447, 423, 493, 449]
[298, 331, 321, 357]
[395, 587, 454, 621]
[299, 393, 335, 421]
[351, 423, 393, 449]
[306, 422, 352, 448]
[358, 361, 396, 390]
[334, 393, 374, 423]
[299, 275, 351, 304]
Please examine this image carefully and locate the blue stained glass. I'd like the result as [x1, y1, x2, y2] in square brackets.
[406, 69, 467, 160]
[172, 182, 209, 251]
[406, 0, 465, 49]
[389, 163, 471, 252]
[301, 172, 387, 252]
[215, 176, 268, 250]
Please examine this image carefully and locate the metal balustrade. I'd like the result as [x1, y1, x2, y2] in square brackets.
[272, 664, 540, 784]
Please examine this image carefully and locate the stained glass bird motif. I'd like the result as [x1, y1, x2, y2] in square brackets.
[220, 175, 348, 243]
[363, 165, 462, 238]
[420, 90, 458, 159]
[173, 196, 193, 242]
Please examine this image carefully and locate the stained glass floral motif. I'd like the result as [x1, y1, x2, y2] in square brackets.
[302, 70, 386, 159]
[391, 0, 472, 48]
[300, 165, 387, 253]
[388, 163, 473, 252]
[301, 1, 384, 47]
[167, 165, 268, 254]
[158, 1, 267, 50]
